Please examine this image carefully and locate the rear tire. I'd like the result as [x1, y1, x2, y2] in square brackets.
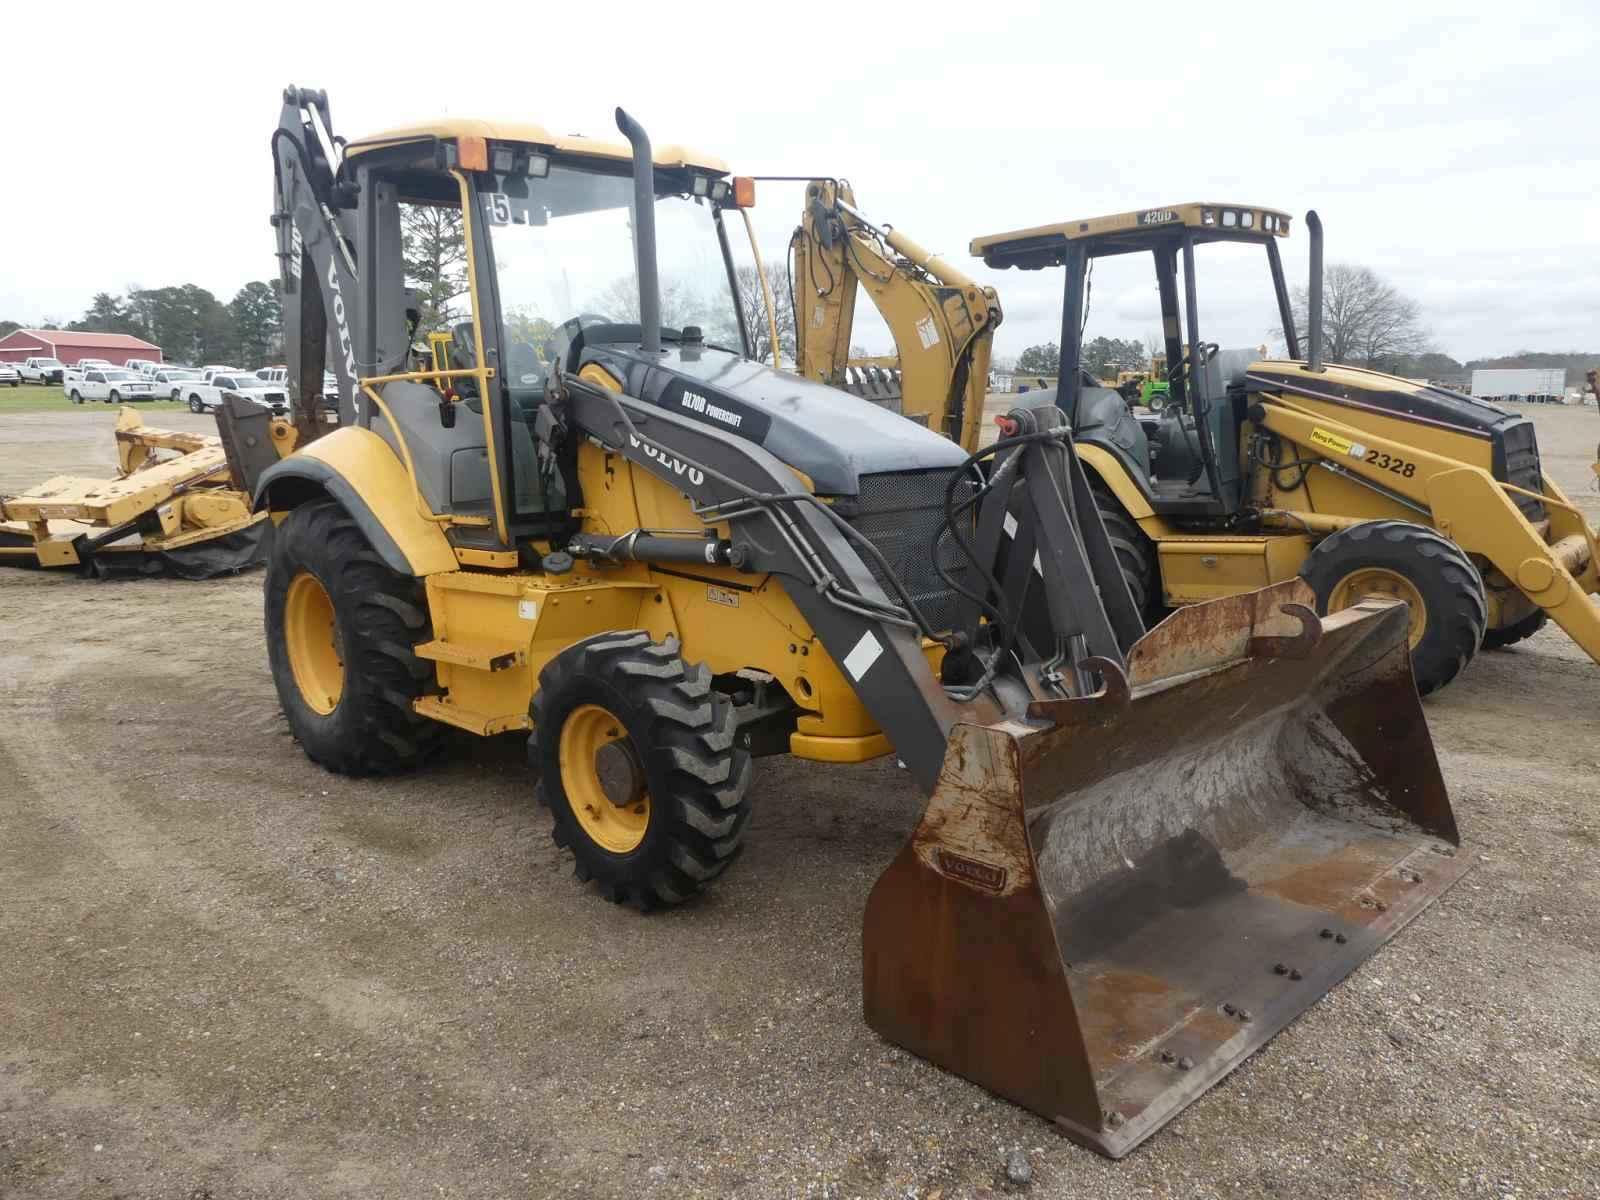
[265, 499, 444, 774]
[532, 631, 751, 911]
[189, 395, 203, 413]
[1092, 486, 1158, 618]
[1483, 608, 1547, 650]
[1300, 520, 1487, 696]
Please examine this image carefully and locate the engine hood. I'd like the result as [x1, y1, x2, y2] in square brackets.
[583, 344, 969, 495]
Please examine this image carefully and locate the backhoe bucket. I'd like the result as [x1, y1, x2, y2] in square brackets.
[863, 579, 1470, 1158]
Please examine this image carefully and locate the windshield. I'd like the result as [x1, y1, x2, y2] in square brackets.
[105, 370, 138, 380]
[39, 359, 62, 368]
[481, 163, 743, 390]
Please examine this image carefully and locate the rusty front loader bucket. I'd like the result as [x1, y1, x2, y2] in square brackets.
[863, 579, 1471, 1158]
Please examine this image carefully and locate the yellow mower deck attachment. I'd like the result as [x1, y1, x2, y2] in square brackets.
[864, 580, 1469, 1157]
[0, 408, 270, 578]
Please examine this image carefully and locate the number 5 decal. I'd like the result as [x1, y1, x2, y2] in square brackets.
[486, 193, 511, 224]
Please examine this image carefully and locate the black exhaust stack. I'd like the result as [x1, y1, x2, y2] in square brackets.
[1306, 209, 1325, 373]
[615, 107, 662, 355]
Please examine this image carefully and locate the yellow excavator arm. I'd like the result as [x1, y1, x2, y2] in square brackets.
[790, 180, 1000, 452]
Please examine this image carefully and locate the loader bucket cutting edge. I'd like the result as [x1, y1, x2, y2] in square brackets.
[862, 579, 1471, 1158]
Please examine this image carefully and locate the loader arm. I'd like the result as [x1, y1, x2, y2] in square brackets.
[1255, 393, 1600, 663]
[791, 181, 1000, 452]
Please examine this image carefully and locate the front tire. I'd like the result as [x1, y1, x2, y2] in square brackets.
[107, 389, 121, 404]
[265, 499, 443, 774]
[532, 631, 751, 911]
[1301, 520, 1487, 696]
[70, 390, 83, 404]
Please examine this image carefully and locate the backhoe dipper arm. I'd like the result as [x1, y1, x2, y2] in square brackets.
[271, 85, 363, 435]
[791, 181, 1001, 451]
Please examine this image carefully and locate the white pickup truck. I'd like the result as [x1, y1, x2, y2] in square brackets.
[181, 371, 289, 415]
[65, 367, 159, 404]
[19, 356, 66, 385]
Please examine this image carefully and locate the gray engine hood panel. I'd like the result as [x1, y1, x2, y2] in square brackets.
[585, 345, 968, 495]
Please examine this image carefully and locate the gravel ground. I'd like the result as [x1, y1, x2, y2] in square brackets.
[2, 404, 1598, 1198]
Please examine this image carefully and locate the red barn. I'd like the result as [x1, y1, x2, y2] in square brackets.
[0, 329, 163, 367]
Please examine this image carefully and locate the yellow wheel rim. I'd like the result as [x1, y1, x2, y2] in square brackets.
[1329, 567, 1427, 649]
[284, 571, 344, 714]
[559, 704, 650, 854]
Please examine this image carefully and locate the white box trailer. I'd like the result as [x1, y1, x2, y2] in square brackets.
[1470, 368, 1567, 402]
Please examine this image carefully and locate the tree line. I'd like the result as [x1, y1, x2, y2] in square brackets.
[0, 281, 284, 367]
[1004, 260, 1598, 389]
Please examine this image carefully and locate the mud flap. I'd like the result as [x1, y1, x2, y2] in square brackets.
[862, 579, 1471, 1158]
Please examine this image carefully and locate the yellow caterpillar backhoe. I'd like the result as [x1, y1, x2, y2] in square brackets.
[0, 407, 270, 577]
[228, 89, 1471, 1158]
[972, 205, 1600, 694]
[789, 180, 999, 452]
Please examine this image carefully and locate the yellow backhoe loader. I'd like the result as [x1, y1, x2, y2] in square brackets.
[789, 180, 999, 452]
[0, 406, 271, 577]
[972, 205, 1600, 694]
[229, 89, 1471, 1158]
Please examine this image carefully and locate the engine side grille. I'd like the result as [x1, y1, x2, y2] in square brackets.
[1497, 419, 1544, 520]
[846, 469, 973, 635]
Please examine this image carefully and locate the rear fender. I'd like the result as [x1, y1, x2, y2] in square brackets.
[254, 426, 456, 577]
[1075, 444, 1155, 521]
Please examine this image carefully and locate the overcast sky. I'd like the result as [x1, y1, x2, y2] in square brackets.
[2, 0, 1594, 363]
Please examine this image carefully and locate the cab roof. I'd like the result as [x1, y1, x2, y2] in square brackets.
[345, 117, 729, 174]
[971, 202, 1292, 270]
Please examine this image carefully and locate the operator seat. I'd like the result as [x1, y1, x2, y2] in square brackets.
[1075, 384, 1152, 477]
[440, 320, 552, 512]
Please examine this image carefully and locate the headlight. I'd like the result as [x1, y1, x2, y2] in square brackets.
[1221, 210, 1238, 228]
[1239, 211, 1254, 229]
[1201, 208, 1216, 226]
[692, 176, 710, 197]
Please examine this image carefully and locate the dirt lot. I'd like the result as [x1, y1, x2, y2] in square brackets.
[2, 405, 1598, 1199]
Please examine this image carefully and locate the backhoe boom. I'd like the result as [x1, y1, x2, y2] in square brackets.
[792, 181, 999, 451]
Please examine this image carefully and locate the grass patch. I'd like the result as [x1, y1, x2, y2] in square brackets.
[0, 384, 190, 414]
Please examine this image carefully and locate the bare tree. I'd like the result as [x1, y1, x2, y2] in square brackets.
[733, 264, 796, 366]
[1289, 263, 1430, 370]
[1143, 330, 1164, 361]
[586, 274, 702, 334]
